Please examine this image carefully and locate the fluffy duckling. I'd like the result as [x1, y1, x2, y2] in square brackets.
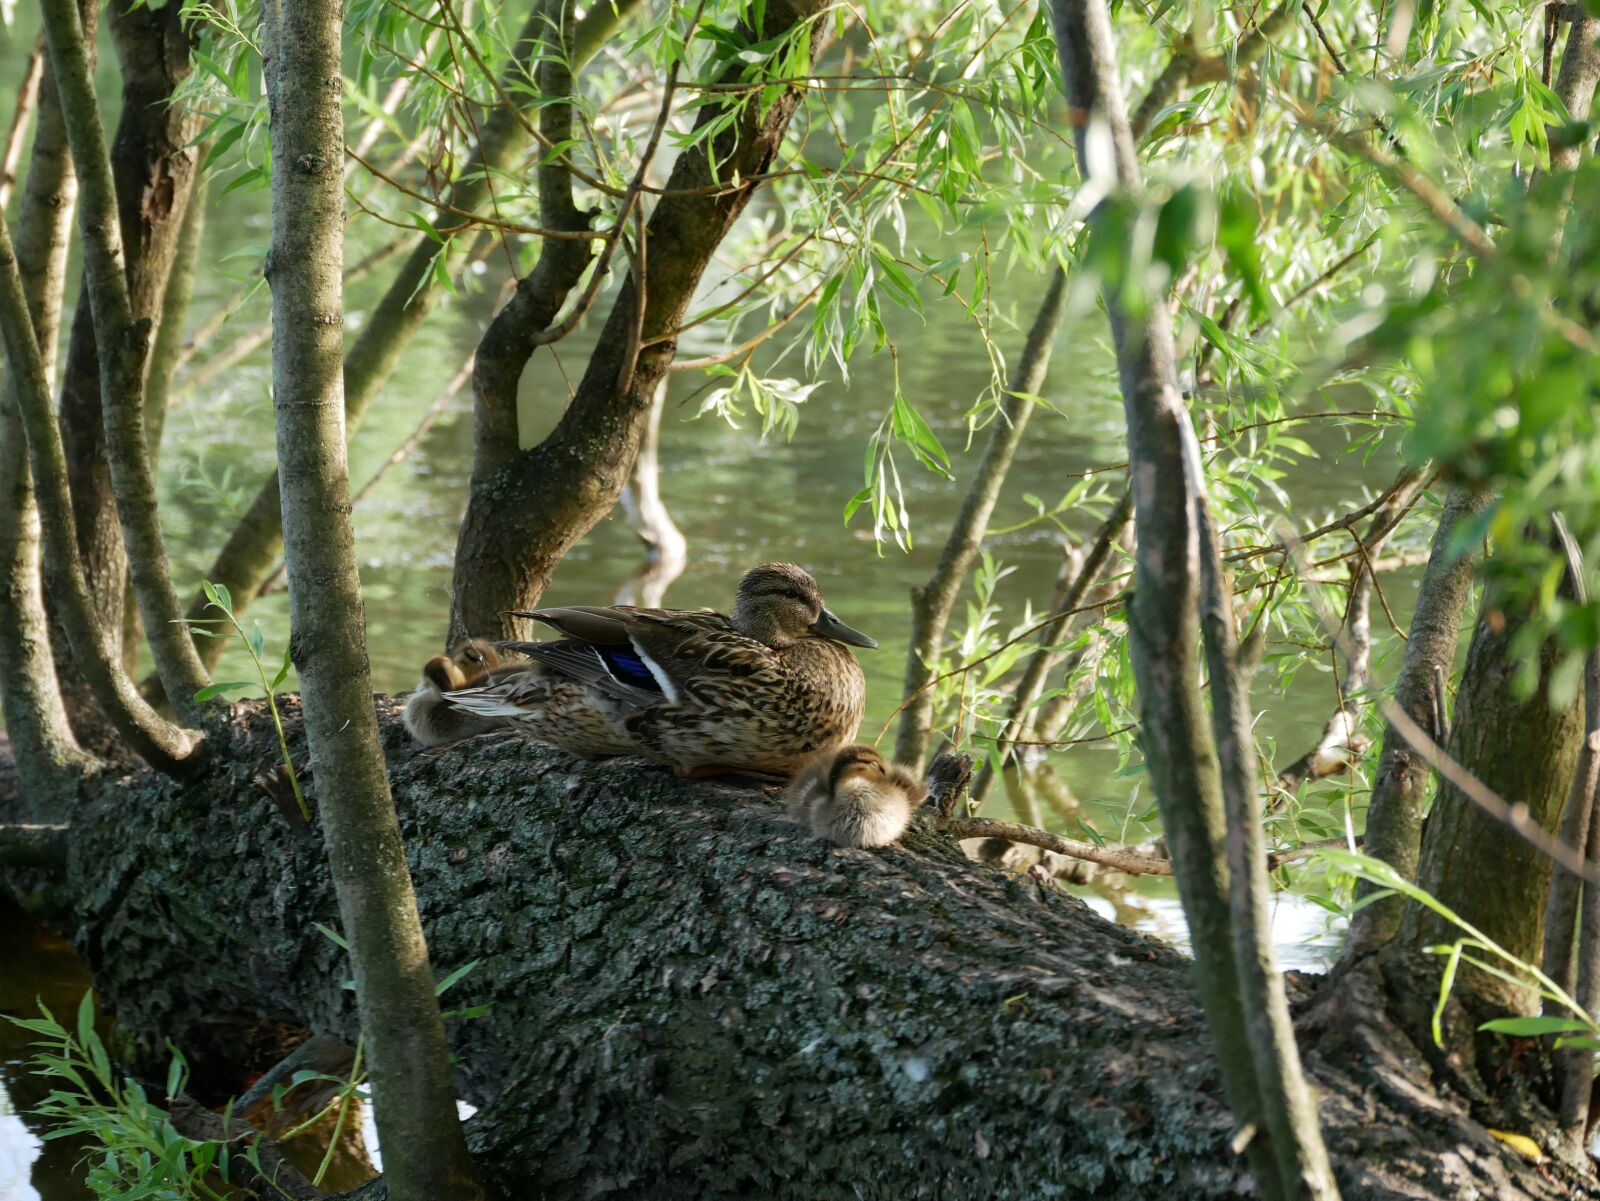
[403, 638, 520, 747]
[785, 744, 927, 849]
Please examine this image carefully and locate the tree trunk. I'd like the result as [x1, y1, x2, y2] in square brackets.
[50, 0, 204, 726]
[0, 10, 91, 799]
[1049, 2, 1328, 1194]
[1, 703, 1594, 1201]
[448, 0, 831, 641]
[262, 0, 483, 1192]
[43, 0, 212, 723]
[1398, 580, 1584, 1010]
[1341, 484, 1491, 961]
[0, 0, 200, 779]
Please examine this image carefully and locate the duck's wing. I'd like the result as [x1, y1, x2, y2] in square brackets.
[494, 639, 663, 708]
[623, 610, 780, 702]
[523, 605, 642, 646]
[520, 606, 747, 704]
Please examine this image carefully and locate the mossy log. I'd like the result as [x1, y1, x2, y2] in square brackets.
[1, 699, 1593, 1200]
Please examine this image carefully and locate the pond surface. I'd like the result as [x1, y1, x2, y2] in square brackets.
[0, 22, 1416, 1199]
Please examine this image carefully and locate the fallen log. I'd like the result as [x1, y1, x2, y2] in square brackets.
[1, 698, 1591, 1200]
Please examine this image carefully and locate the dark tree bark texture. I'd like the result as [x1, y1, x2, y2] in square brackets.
[3, 703, 1594, 1201]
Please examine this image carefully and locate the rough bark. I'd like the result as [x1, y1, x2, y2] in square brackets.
[262, 0, 483, 1193]
[895, 269, 1067, 767]
[46, 0, 210, 722]
[448, 0, 830, 641]
[2, 704, 1596, 1201]
[1551, 12, 1600, 175]
[0, 18, 89, 799]
[1398, 582, 1585, 1010]
[184, 0, 644, 669]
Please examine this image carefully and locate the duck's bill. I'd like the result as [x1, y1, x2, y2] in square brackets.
[811, 607, 878, 649]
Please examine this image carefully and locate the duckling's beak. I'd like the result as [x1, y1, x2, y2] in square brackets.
[811, 607, 878, 649]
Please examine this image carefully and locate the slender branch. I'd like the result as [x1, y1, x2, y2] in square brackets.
[1547, 514, 1600, 1143]
[0, 40, 44, 211]
[944, 817, 1355, 879]
[172, 235, 407, 396]
[1272, 466, 1428, 802]
[40, 0, 212, 720]
[167, 1095, 326, 1201]
[262, 0, 483, 1190]
[895, 268, 1068, 767]
[969, 487, 1132, 802]
[1340, 484, 1493, 960]
[258, 340, 483, 597]
[0, 205, 200, 774]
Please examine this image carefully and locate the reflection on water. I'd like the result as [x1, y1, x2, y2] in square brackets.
[1079, 892, 1345, 974]
[0, 899, 93, 1199]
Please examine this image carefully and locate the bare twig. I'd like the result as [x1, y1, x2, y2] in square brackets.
[0, 41, 44, 211]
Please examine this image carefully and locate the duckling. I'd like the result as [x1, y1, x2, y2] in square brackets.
[403, 638, 520, 747]
[442, 563, 876, 775]
[785, 744, 927, 848]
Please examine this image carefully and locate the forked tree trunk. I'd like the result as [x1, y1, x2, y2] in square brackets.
[181, 0, 645, 669]
[448, 0, 831, 641]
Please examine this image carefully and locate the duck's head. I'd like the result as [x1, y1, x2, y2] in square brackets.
[824, 743, 927, 802]
[422, 637, 504, 692]
[826, 743, 895, 794]
[733, 562, 878, 650]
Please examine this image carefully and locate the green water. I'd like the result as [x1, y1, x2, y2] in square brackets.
[0, 25, 1414, 1201]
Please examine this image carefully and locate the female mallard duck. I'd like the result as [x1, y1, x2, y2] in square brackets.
[403, 638, 524, 747]
[436, 563, 875, 774]
[785, 744, 926, 848]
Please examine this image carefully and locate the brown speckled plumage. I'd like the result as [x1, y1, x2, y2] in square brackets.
[434, 564, 874, 774]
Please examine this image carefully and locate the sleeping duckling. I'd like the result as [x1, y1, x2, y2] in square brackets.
[785, 744, 927, 849]
[403, 638, 520, 747]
